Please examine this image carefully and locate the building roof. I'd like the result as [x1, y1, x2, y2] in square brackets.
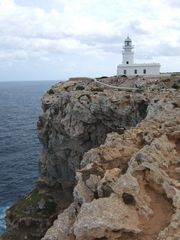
[118, 63, 161, 67]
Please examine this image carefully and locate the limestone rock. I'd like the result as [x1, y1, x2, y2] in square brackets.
[3, 75, 180, 240]
[73, 195, 140, 240]
[37, 77, 149, 188]
[42, 203, 77, 240]
[42, 76, 180, 240]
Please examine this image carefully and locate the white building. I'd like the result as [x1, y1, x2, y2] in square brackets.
[117, 37, 160, 76]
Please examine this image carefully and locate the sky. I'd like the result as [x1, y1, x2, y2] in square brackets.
[0, 0, 180, 81]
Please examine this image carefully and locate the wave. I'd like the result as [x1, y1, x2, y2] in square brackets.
[0, 204, 10, 235]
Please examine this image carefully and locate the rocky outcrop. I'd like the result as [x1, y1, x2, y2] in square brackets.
[1, 186, 73, 240]
[37, 77, 149, 189]
[2, 75, 180, 240]
[41, 76, 180, 240]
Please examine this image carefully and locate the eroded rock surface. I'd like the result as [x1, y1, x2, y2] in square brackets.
[2, 75, 180, 240]
[38, 77, 149, 188]
[42, 75, 180, 240]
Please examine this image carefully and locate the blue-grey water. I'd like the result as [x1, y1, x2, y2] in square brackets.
[0, 80, 56, 235]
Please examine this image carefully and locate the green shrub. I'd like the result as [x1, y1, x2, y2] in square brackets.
[121, 75, 127, 78]
[91, 87, 104, 92]
[47, 89, 54, 95]
[96, 76, 108, 79]
[172, 80, 180, 89]
[76, 85, 85, 90]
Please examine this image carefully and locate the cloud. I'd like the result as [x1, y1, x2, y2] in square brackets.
[155, 42, 180, 56]
[167, 0, 180, 8]
[0, 0, 180, 79]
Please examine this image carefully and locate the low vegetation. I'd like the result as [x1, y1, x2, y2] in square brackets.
[76, 85, 85, 90]
[47, 89, 54, 95]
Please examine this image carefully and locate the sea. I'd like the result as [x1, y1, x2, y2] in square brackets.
[0, 80, 56, 235]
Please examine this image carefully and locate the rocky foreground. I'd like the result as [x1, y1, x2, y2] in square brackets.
[1, 75, 180, 240]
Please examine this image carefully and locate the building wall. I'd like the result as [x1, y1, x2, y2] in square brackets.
[122, 51, 134, 65]
[117, 64, 160, 76]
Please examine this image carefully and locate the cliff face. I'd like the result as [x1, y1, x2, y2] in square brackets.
[37, 77, 148, 189]
[41, 76, 180, 240]
[2, 75, 180, 240]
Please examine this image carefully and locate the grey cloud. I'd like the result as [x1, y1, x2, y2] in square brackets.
[166, 19, 180, 31]
[155, 42, 180, 56]
[137, 42, 180, 58]
[100, 44, 122, 54]
[167, 0, 180, 8]
[0, 50, 29, 62]
[0, 0, 179, 66]
[0, 18, 69, 40]
[117, 20, 150, 37]
[126, 21, 149, 36]
[15, 0, 57, 10]
[129, 40, 180, 60]
[71, 20, 149, 55]
[74, 34, 123, 46]
[68, 33, 124, 55]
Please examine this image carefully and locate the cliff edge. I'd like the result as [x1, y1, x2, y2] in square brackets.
[2, 75, 180, 240]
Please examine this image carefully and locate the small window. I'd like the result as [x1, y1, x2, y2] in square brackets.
[127, 41, 129, 46]
[124, 70, 126, 75]
[126, 61, 129, 64]
[143, 69, 146, 74]
[134, 69, 137, 74]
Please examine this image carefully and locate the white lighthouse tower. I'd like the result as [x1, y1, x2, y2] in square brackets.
[122, 36, 134, 65]
[117, 36, 160, 76]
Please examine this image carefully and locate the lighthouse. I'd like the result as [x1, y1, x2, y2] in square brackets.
[117, 37, 160, 76]
[122, 36, 134, 65]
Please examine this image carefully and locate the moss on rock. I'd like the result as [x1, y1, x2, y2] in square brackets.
[2, 186, 73, 240]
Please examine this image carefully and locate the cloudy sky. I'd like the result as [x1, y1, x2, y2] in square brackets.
[0, 0, 180, 81]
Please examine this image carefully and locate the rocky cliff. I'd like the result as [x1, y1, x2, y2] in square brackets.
[2, 75, 180, 240]
[37, 77, 149, 190]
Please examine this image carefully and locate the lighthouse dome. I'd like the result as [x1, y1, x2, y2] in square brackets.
[125, 36, 132, 42]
